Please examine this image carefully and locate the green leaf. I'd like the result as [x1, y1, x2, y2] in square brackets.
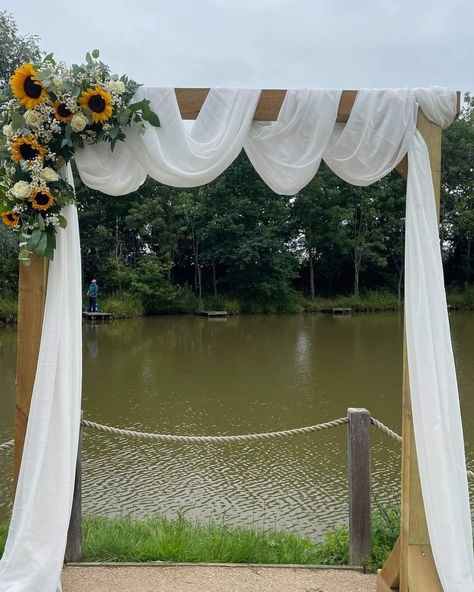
[142, 109, 161, 127]
[44, 53, 56, 64]
[27, 229, 42, 251]
[11, 113, 24, 131]
[34, 231, 48, 257]
[128, 99, 149, 113]
[58, 214, 67, 229]
[92, 49, 100, 59]
[36, 68, 52, 81]
[19, 250, 31, 266]
[86, 52, 93, 65]
[37, 214, 45, 231]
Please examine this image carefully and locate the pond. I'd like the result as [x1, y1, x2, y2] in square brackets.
[0, 312, 473, 538]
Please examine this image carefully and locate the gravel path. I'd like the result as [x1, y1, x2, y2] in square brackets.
[62, 564, 377, 592]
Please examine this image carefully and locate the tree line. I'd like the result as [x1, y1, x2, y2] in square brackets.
[0, 12, 473, 312]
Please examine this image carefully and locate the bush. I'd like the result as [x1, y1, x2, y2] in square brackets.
[0, 296, 17, 323]
[100, 293, 143, 318]
[447, 286, 474, 310]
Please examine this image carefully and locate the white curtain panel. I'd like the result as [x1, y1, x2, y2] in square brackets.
[2, 88, 473, 592]
[0, 170, 82, 592]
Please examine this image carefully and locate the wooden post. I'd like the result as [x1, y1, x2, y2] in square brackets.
[65, 411, 83, 562]
[347, 408, 372, 566]
[377, 111, 444, 591]
[14, 255, 48, 486]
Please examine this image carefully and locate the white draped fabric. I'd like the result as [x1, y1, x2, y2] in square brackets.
[0, 167, 82, 592]
[1, 87, 473, 592]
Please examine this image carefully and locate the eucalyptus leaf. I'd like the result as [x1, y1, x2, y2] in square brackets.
[36, 68, 52, 81]
[11, 113, 24, 131]
[27, 229, 42, 251]
[58, 214, 67, 229]
[34, 232, 48, 257]
[92, 49, 100, 59]
[37, 214, 45, 231]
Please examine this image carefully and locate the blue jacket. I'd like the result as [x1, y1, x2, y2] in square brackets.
[87, 283, 98, 297]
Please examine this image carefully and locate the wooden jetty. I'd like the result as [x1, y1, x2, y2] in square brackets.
[195, 310, 229, 318]
[82, 312, 114, 322]
[320, 307, 352, 315]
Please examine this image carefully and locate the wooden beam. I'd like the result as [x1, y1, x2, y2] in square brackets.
[175, 88, 358, 122]
[14, 255, 48, 486]
[347, 408, 372, 566]
[377, 110, 444, 592]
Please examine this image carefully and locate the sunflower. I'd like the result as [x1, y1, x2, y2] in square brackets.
[79, 87, 113, 123]
[10, 63, 48, 109]
[30, 188, 53, 211]
[53, 100, 74, 122]
[1, 211, 20, 227]
[11, 135, 46, 163]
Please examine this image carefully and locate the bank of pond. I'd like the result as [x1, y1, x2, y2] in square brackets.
[2, 287, 474, 323]
[0, 511, 398, 571]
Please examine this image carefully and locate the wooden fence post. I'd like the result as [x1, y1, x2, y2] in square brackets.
[65, 411, 82, 562]
[347, 407, 372, 566]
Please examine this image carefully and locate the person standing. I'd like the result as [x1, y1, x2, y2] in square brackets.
[87, 279, 99, 312]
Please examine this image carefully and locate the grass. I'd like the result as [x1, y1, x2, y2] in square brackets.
[1, 510, 400, 570]
[0, 296, 17, 323]
[447, 286, 474, 310]
[99, 292, 144, 318]
[305, 290, 401, 313]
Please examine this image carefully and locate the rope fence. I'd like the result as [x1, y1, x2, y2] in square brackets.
[1, 416, 472, 482]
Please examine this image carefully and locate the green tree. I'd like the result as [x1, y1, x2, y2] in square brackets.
[0, 11, 42, 89]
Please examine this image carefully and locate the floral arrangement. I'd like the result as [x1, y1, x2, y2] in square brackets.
[0, 50, 159, 264]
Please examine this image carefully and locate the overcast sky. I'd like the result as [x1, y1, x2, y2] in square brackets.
[3, 0, 473, 92]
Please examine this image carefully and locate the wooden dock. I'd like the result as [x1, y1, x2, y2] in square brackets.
[320, 307, 352, 316]
[82, 312, 114, 322]
[195, 310, 229, 318]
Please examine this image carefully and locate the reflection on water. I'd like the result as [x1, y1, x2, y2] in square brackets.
[0, 313, 473, 538]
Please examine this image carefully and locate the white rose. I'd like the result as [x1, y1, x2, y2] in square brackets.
[12, 181, 31, 199]
[2, 124, 13, 138]
[107, 79, 125, 94]
[70, 112, 88, 132]
[24, 110, 42, 128]
[53, 76, 63, 91]
[40, 167, 59, 182]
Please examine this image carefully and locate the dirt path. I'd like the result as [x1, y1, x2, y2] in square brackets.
[62, 564, 377, 592]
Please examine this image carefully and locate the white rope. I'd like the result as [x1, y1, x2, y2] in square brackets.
[370, 417, 402, 443]
[0, 439, 14, 451]
[81, 417, 349, 443]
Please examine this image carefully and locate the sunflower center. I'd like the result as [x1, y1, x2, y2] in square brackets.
[88, 94, 106, 113]
[24, 76, 42, 99]
[57, 103, 72, 117]
[19, 142, 40, 160]
[6, 213, 16, 222]
[34, 192, 50, 206]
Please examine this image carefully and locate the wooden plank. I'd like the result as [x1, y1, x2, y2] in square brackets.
[407, 545, 442, 590]
[66, 411, 83, 562]
[347, 408, 371, 566]
[377, 537, 400, 590]
[175, 89, 357, 122]
[14, 255, 48, 487]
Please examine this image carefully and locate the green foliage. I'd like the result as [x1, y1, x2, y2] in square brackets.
[80, 514, 321, 564]
[100, 293, 143, 318]
[0, 510, 400, 570]
[0, 11, 42, 90]
[0, 295, 17, 323]
[447, 286, 474, 310]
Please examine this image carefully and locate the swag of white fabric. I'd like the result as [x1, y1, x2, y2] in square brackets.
[1, 87, 473, 592]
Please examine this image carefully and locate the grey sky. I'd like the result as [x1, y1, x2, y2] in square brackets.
[3, 0, 473, 91]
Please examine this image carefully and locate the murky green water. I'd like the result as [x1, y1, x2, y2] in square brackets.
[0, 313, 473, 538]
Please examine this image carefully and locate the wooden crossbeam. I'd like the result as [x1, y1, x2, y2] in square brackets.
[175, 89, 461, 123]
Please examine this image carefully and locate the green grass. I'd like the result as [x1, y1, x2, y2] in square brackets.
[305, 290, 401, 313]
[99, 293, 144, 318]
[447, 286, 474, 310]
[0, 296, 17, 323]
[1, 510, 400, 570]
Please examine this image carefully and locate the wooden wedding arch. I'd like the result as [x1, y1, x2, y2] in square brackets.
[13, 88, 462, 592]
